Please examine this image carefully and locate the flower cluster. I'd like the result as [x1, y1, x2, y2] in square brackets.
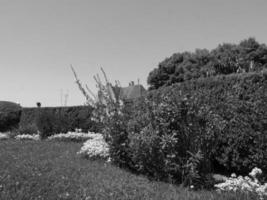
[15, 134, 40, 141]
[78, 133, 109, 159]
[249, 167, 262, 178]
[0, 132, 9, 140]
[215, 167, 267, 199]
[47, 131, 95, 142]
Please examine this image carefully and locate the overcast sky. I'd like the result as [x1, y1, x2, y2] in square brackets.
[0, 0, 267, 107]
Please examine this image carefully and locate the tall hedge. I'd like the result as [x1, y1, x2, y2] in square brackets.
[119, 71, 267, 184]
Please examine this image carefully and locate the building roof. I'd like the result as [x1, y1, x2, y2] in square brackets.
[119, 85, 146, 100]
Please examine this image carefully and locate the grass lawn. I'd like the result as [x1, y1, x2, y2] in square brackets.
[0, 140, 256, 200]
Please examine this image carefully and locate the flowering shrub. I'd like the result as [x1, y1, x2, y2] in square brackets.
[15, 134, 40, 141]
[215, 167, 267, 199]
[78, 133, 109, 159]
[47, 131, 95, 142]
[72, 67, 131, 167]
[0, 133, 9, 140]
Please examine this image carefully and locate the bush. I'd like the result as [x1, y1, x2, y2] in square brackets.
[126, 95, 212, 186]
[0, 101, 22, 132]
[123, 71, 267, 185]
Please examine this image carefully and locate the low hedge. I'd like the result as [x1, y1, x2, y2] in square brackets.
[107, 71, 267, 186]
[19, 106, 99, 136]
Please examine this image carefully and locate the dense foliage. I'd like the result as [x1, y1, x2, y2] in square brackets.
[19, 106, 98, 136]
[102, 71, 267, 187]
[129, 71, 267, 182]
[148, 38, 267, 89]
[0, 101, 22, 132]
[71, 65, 266, 188]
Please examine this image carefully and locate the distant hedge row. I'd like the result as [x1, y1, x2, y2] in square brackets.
[19, 106, 98, 135]
[108, 70, 267, 186]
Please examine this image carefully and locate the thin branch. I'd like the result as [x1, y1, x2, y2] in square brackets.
[86, 84, 97, 100]
[101, 67, 109, 85]
[70, 65, 95, 105]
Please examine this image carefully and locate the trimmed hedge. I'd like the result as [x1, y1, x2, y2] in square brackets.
[0, 101, 22, 132]
[19, 106, 99, 136]
[107, 71, 267, 186]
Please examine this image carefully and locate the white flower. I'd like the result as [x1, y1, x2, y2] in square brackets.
[215, 167, 267, 198]
[78, 133, 109, 159]
[249, 167, 262, 178]
[0, 133, 9, 140]
[47, 131, 97, 142]
[231, 173, 237, 178]
[15, 134, 40, 140]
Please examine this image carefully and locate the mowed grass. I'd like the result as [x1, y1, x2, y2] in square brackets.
[0, 140, 256, 200]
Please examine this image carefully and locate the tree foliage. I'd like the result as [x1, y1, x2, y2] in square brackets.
[148, 38, 267, 89]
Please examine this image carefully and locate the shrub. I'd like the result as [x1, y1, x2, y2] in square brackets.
[126, 71, 267, 185]
[71, 66, 132, 168]
[127, 94, 213, 186]
[0, 101, 22, 132]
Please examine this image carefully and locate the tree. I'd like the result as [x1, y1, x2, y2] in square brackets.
[147, 38, 267, 90]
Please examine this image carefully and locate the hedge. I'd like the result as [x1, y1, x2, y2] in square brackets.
[19, 106, 99, 135]
[107, 71, 267, 186]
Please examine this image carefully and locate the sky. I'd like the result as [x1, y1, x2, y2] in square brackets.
[0, 0, 267, 107]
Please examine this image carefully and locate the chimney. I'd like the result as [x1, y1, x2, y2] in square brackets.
[129, 81, 135, 86]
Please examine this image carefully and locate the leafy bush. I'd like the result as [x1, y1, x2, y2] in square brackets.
[126, 94, 213, 186]
[0, 101, 22, 132]
[126, 71, 267, 185]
